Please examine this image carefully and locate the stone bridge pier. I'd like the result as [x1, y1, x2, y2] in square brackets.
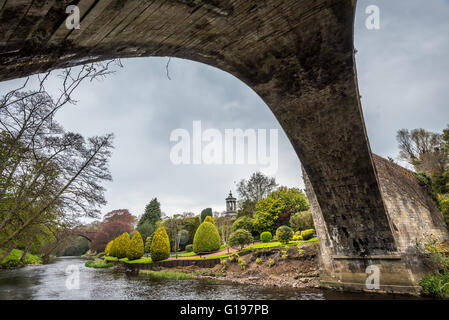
[0, 0, 448, 294]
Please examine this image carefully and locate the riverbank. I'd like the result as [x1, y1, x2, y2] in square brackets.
[137, 242, 320, 290]
[0, 248, 42, 269]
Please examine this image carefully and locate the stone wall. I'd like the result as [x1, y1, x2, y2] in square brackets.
[304, 155, 449, 294]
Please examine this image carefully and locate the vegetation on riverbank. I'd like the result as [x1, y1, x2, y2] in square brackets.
[139, 270, 194, 280]
[0, 248, 42, 269]
[85, 259, 114, 269]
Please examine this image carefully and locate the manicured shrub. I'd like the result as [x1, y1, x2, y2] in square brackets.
[126, 231, 144, 260]
[105, 240, 113, 256]
[150, 227, 171, 261]
[185, 244, 193, 252]
[227, 229, 253, 250]
[193, 222, 221, 253]
[204, 216, 215, 224]
[292, 231, 303, 241]
[301, 229, 316, 241]
[276, 226, 293, 244]
[113, 232, 131, 259]
[260, 231, 272, 243]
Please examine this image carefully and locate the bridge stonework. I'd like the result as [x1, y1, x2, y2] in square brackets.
[304, 155, 449, 294]
[0, 0, 448, 294]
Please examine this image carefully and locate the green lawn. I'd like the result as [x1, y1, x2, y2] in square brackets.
[0, 248, 42, 268]
[102, 237, 319, 265]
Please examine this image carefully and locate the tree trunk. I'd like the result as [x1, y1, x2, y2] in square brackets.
[19, 246, 30, 265]
[0, 245, 14, 264]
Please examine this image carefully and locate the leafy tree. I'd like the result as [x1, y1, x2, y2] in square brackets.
[177, 229, 190, 250]
[253, 187, 309, 234]
[227, 229, 253, 250]
[193, 222, 221, 253]
[180, 216, 201, 244]
[236, 172, 277, 207]
[200, 208, 213, 222]
[126, 231, 144, 260]
[289, 210, 314, 232]
[150, 227, 170, 261]
[232, 216, 256, 233]
[0, 63, 118, 248]
[397, 128, 448, 174]
[136, 221, 156, 245]
[215, 217, 234, 244]
[236, 199, 257, 218]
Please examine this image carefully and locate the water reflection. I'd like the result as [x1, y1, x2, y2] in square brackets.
[0, 257, 420, 300]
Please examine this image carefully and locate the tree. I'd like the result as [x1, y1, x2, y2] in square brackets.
[236, 199, 257, 218]
[0, 62, 120, 248]
[253, 187, 309, 234]
[138, 198, 161, 227]
[215, 217, 234, 244]
[126, 231, 144, 260]
[227, 229, 253, 250]
[193, 222, 221, 253]
[289, 210, 314, 232]
[200, 208, 213, 222]
[236, 172, 278, 208]
[232, 216, 255, 232]
[397, 128, 448, 174]
[150, 227, 170, 261]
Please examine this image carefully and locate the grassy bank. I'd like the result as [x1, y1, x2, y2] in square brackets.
[0, 248, 42, 269]
[139, 270, 194, 280]
[85, 259, 114, 268]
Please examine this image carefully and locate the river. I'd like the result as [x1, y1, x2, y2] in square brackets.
[0, 256, 419, 300]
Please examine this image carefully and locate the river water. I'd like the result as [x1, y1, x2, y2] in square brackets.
[0, 256, 419, 300]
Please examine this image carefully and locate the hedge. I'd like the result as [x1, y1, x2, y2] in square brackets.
[193, 221, 221, 253]
[150, 227, 171, 261]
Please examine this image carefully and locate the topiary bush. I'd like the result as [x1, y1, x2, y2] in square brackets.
[113, 232, 131, 259]
[227, 229, 253, 250]
[105, 240, 113, 256]
[193, 222, 221, 253]
[150, 227, 171, 261]
[276, 226, 293, 244]
[126, 231, 144, 260]
[185, 244, 193, 252]
[204, 215, 215, 224]
[301, 229, 316, 240]
[260, 231, 272, 243]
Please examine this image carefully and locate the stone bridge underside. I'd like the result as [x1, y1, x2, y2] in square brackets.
[0, 0, 448, 294]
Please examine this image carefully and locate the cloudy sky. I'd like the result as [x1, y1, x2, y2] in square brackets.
[1, 0, 448, 221]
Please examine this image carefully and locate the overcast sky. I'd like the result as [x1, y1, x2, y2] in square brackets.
[1, 0, 448, 221]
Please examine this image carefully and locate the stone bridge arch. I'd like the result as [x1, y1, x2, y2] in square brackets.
[1, 0, 448, 294]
